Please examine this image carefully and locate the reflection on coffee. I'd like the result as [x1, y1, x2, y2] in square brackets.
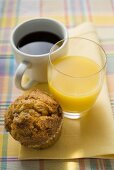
[17, 31, 61, 55]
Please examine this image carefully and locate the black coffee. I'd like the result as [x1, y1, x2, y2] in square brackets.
[17, 31, 61, 55]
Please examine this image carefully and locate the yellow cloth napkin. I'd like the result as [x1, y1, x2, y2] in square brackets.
[10, 22, 114, 159]
[19, 81, 114, 159]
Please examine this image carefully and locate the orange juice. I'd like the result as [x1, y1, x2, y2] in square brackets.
[49, 56, 101, 113]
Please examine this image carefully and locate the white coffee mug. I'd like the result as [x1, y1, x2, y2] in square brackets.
[11, 18, 68, 90]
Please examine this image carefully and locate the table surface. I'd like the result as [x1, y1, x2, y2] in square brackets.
[0, 0, 114, 169]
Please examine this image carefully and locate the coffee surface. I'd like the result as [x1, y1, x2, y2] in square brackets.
[17, 31, 61, 55]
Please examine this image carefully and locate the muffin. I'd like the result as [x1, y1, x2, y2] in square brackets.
[4, 89, 63, 149]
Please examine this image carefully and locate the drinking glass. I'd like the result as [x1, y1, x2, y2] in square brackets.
[48, 37, 107, 119]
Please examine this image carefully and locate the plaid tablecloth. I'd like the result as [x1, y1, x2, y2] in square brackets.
[0, 0, 114, 169]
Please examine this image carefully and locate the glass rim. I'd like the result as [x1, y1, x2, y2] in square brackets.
[49, 36, 107, 79]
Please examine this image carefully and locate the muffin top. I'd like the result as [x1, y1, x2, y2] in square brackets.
[4, 89, 63, 147]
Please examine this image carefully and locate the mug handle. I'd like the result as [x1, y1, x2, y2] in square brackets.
[15, 61, 37, 90]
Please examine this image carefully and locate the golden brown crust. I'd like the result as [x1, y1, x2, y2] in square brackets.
[4, 89, 63, 149]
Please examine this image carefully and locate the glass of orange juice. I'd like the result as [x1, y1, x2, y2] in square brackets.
[48, 37, 107, 119]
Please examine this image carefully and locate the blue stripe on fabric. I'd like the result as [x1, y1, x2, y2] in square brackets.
[90, 159, 98, 170]
[0, 0, 5, 17]
[107, 56, 114, 74]
[9, 56, 15, 75]
[15, 0, 21, 24]
[68, 0, 76, 27]
[104, 159, 112, 170]
[80, 0, 86, 21]
[0, 56, 16, 76]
